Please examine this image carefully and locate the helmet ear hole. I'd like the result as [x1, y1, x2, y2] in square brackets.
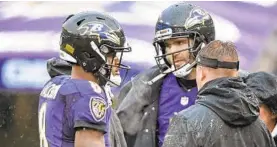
[77, 52, 103, 73]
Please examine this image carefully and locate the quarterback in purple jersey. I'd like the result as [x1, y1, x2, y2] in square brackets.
[116, 2, 215, 147]
[38, 11, 131, 147]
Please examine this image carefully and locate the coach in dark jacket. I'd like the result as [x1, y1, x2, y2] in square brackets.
[163, 40, 276, 147]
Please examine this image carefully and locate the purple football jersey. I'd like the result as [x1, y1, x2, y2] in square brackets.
[158, 73, 198, 147]
[38, 75, 111, 147]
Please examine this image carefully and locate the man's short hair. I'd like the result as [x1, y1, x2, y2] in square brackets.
[199, 40, 239, 62]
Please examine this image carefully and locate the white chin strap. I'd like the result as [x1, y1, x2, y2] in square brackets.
[104, 85, 113, 106]
[107, 74, 122, 87]
[172, 63, 192, 78]
[146, 63, 192, 86]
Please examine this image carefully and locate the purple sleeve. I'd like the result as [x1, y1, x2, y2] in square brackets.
[72, 95, 108, 133]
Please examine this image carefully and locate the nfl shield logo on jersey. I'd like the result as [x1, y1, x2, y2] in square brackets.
[180, 96, 189, 106]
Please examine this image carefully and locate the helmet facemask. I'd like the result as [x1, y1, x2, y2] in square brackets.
[96, 43, 131, 87]
[153, 31, 204, 77]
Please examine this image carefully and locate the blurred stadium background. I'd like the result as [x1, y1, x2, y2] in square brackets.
[0, 1, 277, 147]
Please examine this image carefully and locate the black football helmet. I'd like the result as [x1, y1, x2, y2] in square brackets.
[59, 11, 131, 86]
[153, 2, 215, 77]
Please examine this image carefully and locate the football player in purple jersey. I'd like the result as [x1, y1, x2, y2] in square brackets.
[38, 11, 131, 147]
[116, 2, 215, 147]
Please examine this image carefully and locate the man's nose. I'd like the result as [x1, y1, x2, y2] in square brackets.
[170, 45, 181, 59]
[113, 57, 119, 65]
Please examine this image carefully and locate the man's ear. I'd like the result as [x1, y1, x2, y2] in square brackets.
[196, 65, 206, 88]
[200, 66, 206, 82]
[271, 112, 277, 120]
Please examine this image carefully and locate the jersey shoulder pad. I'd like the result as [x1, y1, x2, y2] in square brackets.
[59, 79, 103, 96]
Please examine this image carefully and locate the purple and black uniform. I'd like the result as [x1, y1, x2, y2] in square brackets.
[38, 75, 111, 147]
[157, 73, 198, 147]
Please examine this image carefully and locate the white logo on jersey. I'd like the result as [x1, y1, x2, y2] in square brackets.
[180, 96, 189, 106]
[90, 97, 107, 122]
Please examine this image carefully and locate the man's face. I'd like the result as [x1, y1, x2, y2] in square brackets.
[106, 53, 120, 76]
[164, 37, 192, 69]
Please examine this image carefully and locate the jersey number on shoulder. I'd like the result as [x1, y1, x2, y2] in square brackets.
[39, 102, 49, 147]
